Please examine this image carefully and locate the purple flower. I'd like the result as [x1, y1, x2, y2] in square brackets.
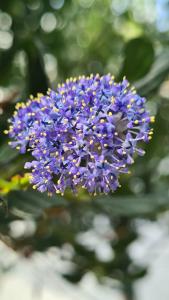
[7, 74, 154, 195]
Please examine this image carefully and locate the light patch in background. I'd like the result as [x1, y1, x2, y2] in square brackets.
[129, 214, 169, 300]
[0, 241, 17, 269]
[9, 220, 36, 239]
[157, 156, 169, 176]
[40, 13, 57, 33]
[80, 272, 125, 300]
[0, 87, 18, 104]
[111, 0, 129, 15]
[156, 0, 169, 31]
[114, 19, 143, 41]
[79, 0, 95, 9]
[76, 214, 115, 262]
[44, 53, 58, 82]
[14, 50, 27, 76]
[0, 242, 125, 300]
[129, 177, 145, 194]
[27, 0, 40, 10]
[0, 88, 5, 103]
[1, 214, 169, 300]
[0, 12, 12, 30]
[131, 0, 156, 24]
[159, 80, 169, 99]
[0, 31, 13, 49]
[146, 99, 157, 116]
[49, 0, 65, 10]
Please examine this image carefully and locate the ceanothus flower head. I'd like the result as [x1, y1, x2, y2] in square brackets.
[7, 74, 154, 195]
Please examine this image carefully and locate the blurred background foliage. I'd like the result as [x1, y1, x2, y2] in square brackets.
[0, 0, 169, 299]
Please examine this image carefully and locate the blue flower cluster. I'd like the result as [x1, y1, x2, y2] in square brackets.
[7, 74, 154, 195]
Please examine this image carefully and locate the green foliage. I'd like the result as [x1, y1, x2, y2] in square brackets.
[119, 37, 155, 81]
[0, 0, 169, 299]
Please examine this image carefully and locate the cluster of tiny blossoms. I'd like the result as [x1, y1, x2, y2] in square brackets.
[6, 74, 154, 196]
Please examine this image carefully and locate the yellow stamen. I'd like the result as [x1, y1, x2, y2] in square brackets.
[150, 116, 155, 123]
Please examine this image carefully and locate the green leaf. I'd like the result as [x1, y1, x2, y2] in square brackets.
[0, 48, 17, 85]
[26, 44, 49, 95]
[5, 189, 169, 220]
[6, 189, 67, 218]
[119, 37, 155, 81]
[94, 193, 169, 217]
[0, 144, 19, 166]
[135, 52, 169, 96]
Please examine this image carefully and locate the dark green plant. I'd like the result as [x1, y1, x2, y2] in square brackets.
[1, 1, 169, 299]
